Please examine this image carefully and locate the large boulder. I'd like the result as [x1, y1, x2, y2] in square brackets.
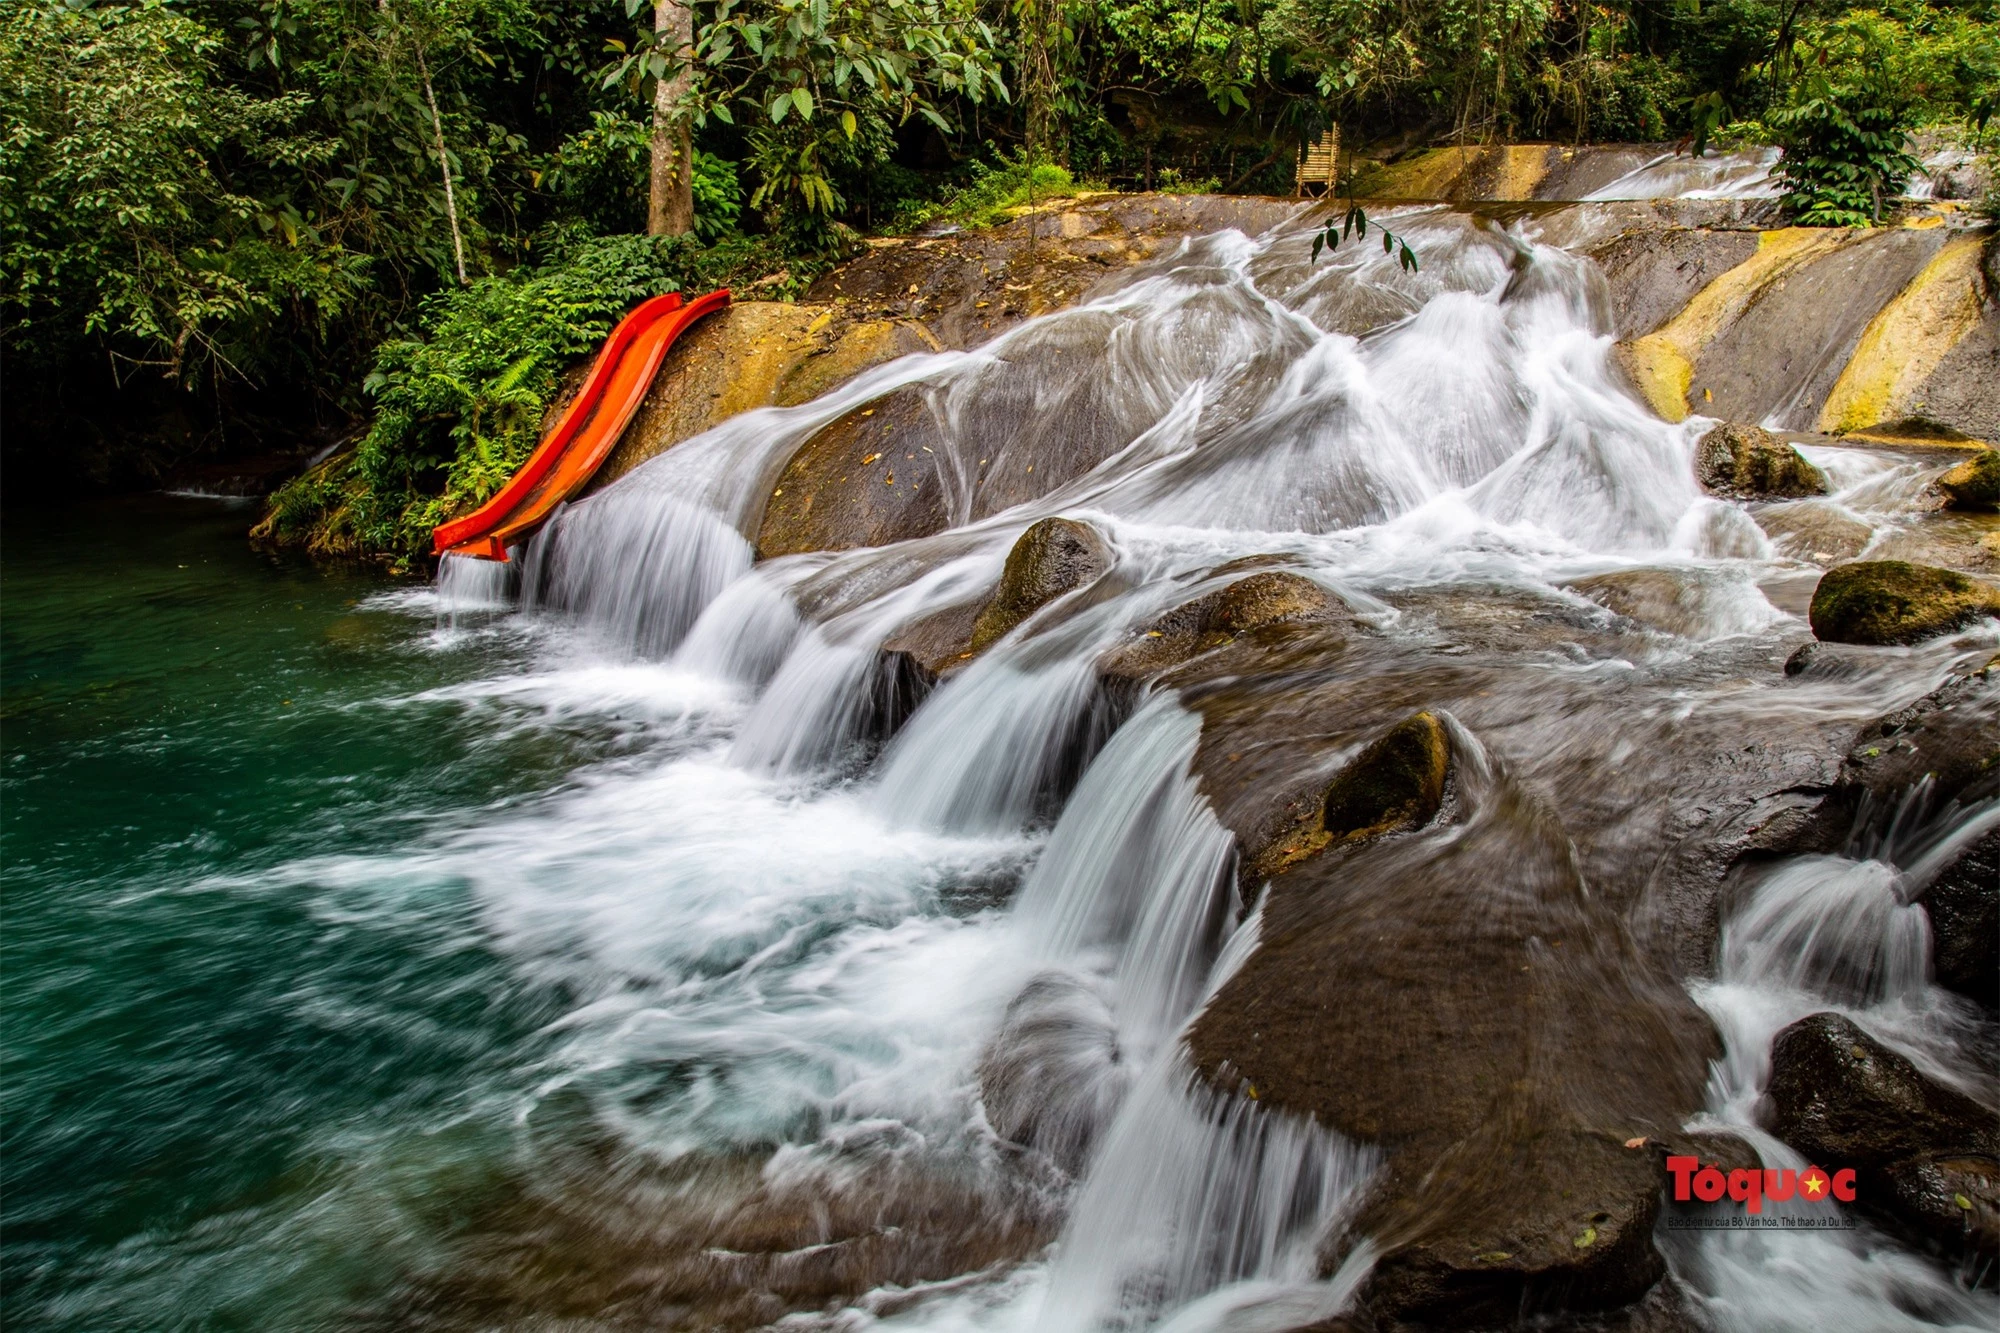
[1936, 448, 2000, 512]
[1694, 423, 1827, 500]
[1098, 571, 1348, 680]
[1768, 1013, 1999, 1166]
[1922, 829, 1999, 1009]
[967, 518, 1111, 653]
[1767, 1012, 2000, 1264]
[1807, 560, 2000, 646]
[756, 389, 951, 559]
[1186, 715, 1718, 1327]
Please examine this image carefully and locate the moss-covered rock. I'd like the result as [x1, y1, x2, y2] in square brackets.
[1807, 560, 2000, 645]
[967, 518, 1110, 653]
[1694, 422, 1827, 500]
[1322, 711, 1451, 844]
[1936, 447, 2000, 512]
[1098, 571, 1347, 679]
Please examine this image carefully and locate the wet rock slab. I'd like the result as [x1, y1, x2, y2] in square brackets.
[1768, 1012, 2000, 1265]
[1184, 713, 1719, 1326]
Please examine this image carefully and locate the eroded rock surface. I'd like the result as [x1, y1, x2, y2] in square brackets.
[1185, 714, 1718, 1327]
[1099, 571, 1350, 681]
[756, 388, 951, 559]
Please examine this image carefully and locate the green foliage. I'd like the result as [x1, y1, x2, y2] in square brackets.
[1772, 91, 1921, 225]
[692, 150, 744, 239]
[1311, 203, 1418, 271]
[542, 111, 742, 239]
[606, 0, 1008, 235]
[1, 0, 364, 379]
[258, 230, 778, 558]
[887, 151, 1087, 231]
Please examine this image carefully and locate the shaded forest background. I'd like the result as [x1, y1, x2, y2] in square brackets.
[3, 0, 1994, 558]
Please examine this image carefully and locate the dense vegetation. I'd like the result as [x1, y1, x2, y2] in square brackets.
[3, 0, 1994, 558]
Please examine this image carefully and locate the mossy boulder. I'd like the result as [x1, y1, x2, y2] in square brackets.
[1322, 711, 1451, 845]
[1807, 560, 2000, 646]
[967, 518, 1110, 652]
[1099, 571, 1347, 679]
[1694, 422, 1827, 500]
[1936, 448, 2000, 512]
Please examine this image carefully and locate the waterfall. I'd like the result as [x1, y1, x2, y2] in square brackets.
[397, 197, 1998, 1333]
[1668, 793, 2000, 1332]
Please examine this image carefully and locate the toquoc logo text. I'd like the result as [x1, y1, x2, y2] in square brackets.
[1666, 1155, 1854, 1214]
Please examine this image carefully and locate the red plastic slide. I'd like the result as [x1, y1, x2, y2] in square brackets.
[432, 288, 731, 561]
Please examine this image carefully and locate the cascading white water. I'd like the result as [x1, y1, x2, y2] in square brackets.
[1668, 790, 2000, 1332]
[1583, 147, 1784, 200]
[385, 198, 1999, 1330]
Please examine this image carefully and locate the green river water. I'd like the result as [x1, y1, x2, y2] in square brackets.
[2, 497, 606, 1329]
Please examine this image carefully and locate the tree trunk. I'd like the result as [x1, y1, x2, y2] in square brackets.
[648, 0, 696, 237]
[417, 46, 469, 285]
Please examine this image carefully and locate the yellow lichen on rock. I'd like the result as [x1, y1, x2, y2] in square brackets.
[1355, 144, 1552, 201]
[1619, 228, 1850, 423]
[1815, 234, 1987, 435]
[1490, 144, 1553, 200]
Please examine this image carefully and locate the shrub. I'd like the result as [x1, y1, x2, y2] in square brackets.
[257, 230, 782, 562]
[1771, 90, 1921, 225]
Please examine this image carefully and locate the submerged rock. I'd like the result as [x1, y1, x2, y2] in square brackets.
[968, 517, 1110, 653]
[1099, 571, 1348, 680]
[1923, 829, 1999, 1009]
[1807, 560, 2000, 645]
[1767, 1012, 2000, 1264]
[978, 973, 1128, 1174]
[1694, 422, 1827, 500]
[1936, 447, 2000, 512]
[1757, 501, 1874, 566]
